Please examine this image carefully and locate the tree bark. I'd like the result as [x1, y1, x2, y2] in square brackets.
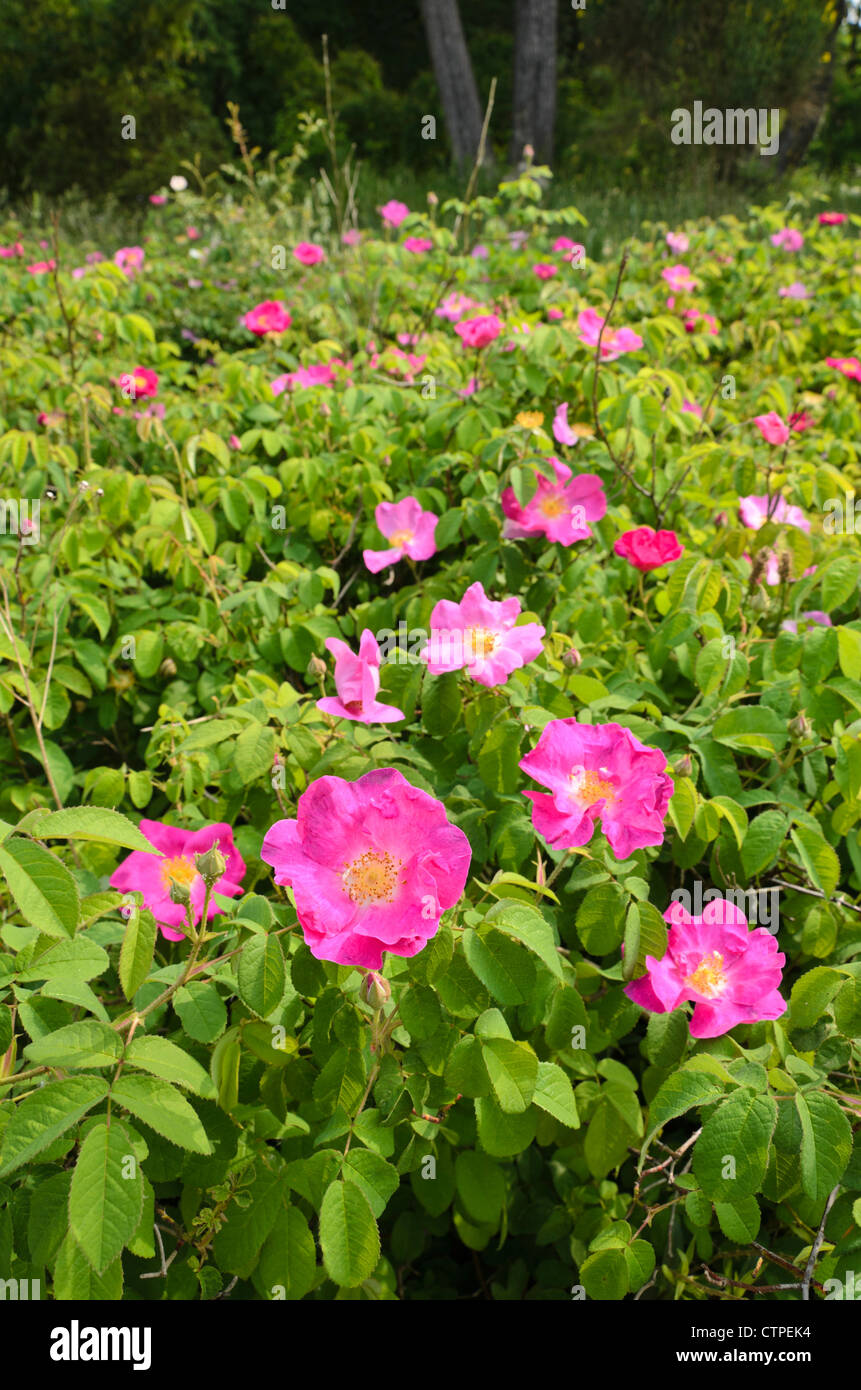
[776, 0, 847, 173]
[510, 0, 558, 166]
[419, 0, 489, 168]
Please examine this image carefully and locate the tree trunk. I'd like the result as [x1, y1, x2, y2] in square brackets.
[419, 0, 489, 169]
[510, 0, 558, 167]
[776, 0, 847, 173]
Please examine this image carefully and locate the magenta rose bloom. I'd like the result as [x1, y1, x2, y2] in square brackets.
[753, 411, 791, 446]
[294, 242, 325, 266]
[114, 246, 145, 274]
[818, 211, 847, 225]
[455, 314, 504, 349]
[578, 307, 643, 361]
[317, 630, 404, 724]
[519, 719, 673, 858]
[501, 457, 607, 545]
[738, 494, 810, 532]
[243, 300, 292, 336]
[420, 581, 545, 687]
[614, 526, 684, 571]
[363, 496, 438, 573]
[109, 821, 246, 942]
[624, 897, 786, 1038]
[380, 199, 410, 227]
[118, 366, 159, 400]
[261, 768, 472, 969]
[770, 228, 803, 251]
[826, 356, 861, 382]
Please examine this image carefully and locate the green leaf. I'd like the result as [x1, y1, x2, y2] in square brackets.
[712, 707, 788, 756]
[692, 1091, 777, 1200]
[422, 671, 462, 737]
[576, 882, 627, 955]
[644, 1068, 726, 1151]
[0, 839, 78, 938]
[479, 1037, 538, 1114]
[455, 1150, 506, 1225]
[69, 1120, 144, 1273]
[0, 1077, 109, 1178]
[788, 967, 844, 1030]
[212, 1167, 289, 1278]
[237, 932, 286, 1018]
[119, 906, 158, 1000]
[234, 722, 277, 786]
[484, 900, 564, 979]
[474, 1096, 537, 1156]
[256, 1205, 317, 1300]
[125, 1035, 217, 1098]
[397, 985, 443, 1041]
[796, 1092, 852, 1202]
[740, 810, 787, 878]
[624, 1238, 656, 1291]
[174, 981, 227, 1042]
[340, 1150, 399, 1219]
[27, 1170, 72, 1266]
[714, 1196, 760, 1242]
[29, 806, 159, 853]
[110, 1075, 212, 1154]
[24, 1021, 123, 1070]
[789, 826, 840, 898]
[668, 776, 697, 840]
[837, 627, 861, 681]
[579, 1247, 628, 1300]
[319, 1180, 380, 1288]
[462, 928, 535, 1005]
[532, 1061, 580, 1128]
[477, 720, 522, 794]
[12, 936, 109, 982]
[53, 1232, 123, 1300]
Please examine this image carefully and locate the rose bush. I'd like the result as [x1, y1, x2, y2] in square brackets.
[0, 163, 859, 1302]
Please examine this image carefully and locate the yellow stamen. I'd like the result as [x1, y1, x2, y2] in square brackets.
[569, 767, 615, 807]
[539, 495, 567, 518]
[685, 951, 727, 998]
[342, 850, 403, 906]
[160, 855, 199, 893]
[389, 529, 414, 547]
[465, 626, 501, 660]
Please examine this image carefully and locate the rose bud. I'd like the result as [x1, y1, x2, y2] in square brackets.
[362, 972, 391, 1009]
[673, 753, 693, 778]
[789, 710, 812, 741]
[195, 843, 227, 887]
[562, 647, 582, 669]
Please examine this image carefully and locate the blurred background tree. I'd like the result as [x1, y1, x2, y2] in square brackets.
[0, 0, 857, 206]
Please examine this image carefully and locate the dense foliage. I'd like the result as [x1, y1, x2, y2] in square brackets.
[0, 160, 860, 1301]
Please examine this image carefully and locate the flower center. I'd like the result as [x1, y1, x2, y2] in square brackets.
[568, 766, 615, 807]
[465, 626, 501, 660]
[389, 529, 413, 547]
[342, 850, 404, 906]
[160, 855, 199, 894]
[685, 951, 727, 998]
[539, 494, 568, 518]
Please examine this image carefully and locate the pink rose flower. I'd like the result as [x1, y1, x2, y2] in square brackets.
[458, 377, 479, 398]
[552, 402, 577, 446]
[186, 226, 200, 240]
[0, 242, 24, 258]
[342, 229, 362, 246]
[614, 526, 684, 571]
[781, 610, 831, 634]
[553, 237, 585, 264]
[114, 246, 145, 273]
[149, 194, 167, 205]
[294, 241, 325, 266]
[363, 496, 438, 573]
[419, 581, 545, 687]
[788, 410, 811, 433]
[260, 768, 472, 970]
[229, 434, 242, 450]
[753, 411, 791, 446]
[436, 292, 479, 322]
[826, 356, 861, 382]
[519, 719, 673, 858]
[666, 232, 689, 254]
[501, 457, 607, 545]
[71, 267, 87, 280]
[818, 211, 847, 225]
[86, 251, 105, 265]
[681, 399, 703, 418]
[578, 307, 643, 361]
[271, 360, 349, 393]
[661, 264, 697, 292]
[118, 367, 159, 399]
[380, 200, 410, 228]
[778, 281, 809, 300]
[624, 897, 786, 1038]
[455, 313, 504, 349]
[317, 630, 405, 724]
[110, 821, 246, 942]
[546, 306, 564, 321]
[243, 300, 292, 335]
[770, 228, 803, 251]
[404, 236, 433, 254]
[682, 307, 718, 335]
[533, 262, 558, 279]
[738, 494, 810, 532]
[27, 260, 56, 274]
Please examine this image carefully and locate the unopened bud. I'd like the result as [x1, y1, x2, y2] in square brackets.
[750, 588, 770, 613]
[168, 877, 192, 906]
[789, 710, 812, 741]
[195, 842, 226, 886]
[362, 972, 391, 1009]
[308, 655, 327, 681]
[673, 753, 692, 778]
[713, 510, 728, 526]
[427, 191, 438, 206]
[159, 657, 177, 678]
[523, 144, 534, 161]
[562, 647, 582, 669]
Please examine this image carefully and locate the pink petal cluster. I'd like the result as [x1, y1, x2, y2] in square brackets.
[552, 402, 576, 445]
[770, 228, 803, 251]
[533, 262, 558, 279]
[614, 526, 684, 571]
[778, 281, 809, 300]
[624, 897, 786, 1038]
[578, 307, 643, 361]
[260, 767, 471, 969]
[149, 194, 167, 206]
[753, 411, 791, 446]
[435, 292, 480, 323]
[681, 399, 703, 418]
[0, 242, 25, 258]
[118, 366, 159, 399]
[661, 264, 697, 292]
[781, 610, 831, 634]
[380, 200, 410, 227]
[317, 631, 404, 724]
[666, 232, 689, 254]
[519, 719, 673, 859]
[27, 260, 56, 274]
[294, 241, 325, 266]
[682, 307, 718, 335]
[110, 821, 246, 942]
[455, 313, 504, 349]
[553, 237, 585, 263]
[502, 458, 606, 545]
[271, 359, 350, 393]
[114, 246, 145, 273]
[243, 300, 292, 335]
[826, 356, 861, 382]
[420, 581, 545, 687]
[739, 495, 810, 533]
[369, 345, 427, 382]
[818, 211, 847, 225]
[363, 496, 438, 573]
[404, 236, 433, 254]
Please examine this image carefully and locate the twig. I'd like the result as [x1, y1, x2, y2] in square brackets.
[802, 1183, 840, 1300]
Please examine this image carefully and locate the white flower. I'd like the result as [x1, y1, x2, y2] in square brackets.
[170, 175, 188, 192]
